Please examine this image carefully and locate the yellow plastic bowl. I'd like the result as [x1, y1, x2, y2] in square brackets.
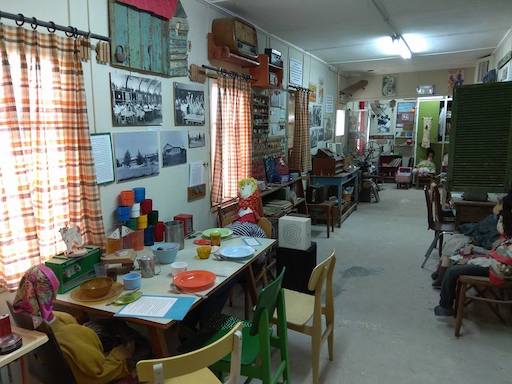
[197, 245, 212, 260]
[80, 277, 113, 299]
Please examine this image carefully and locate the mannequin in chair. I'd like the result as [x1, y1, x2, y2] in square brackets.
[13, 265, 150, 384]
[434, 192, 512, 316]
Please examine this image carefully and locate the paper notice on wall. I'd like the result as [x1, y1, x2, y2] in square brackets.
[289, 58, 303, 86]
[90, 133, 115, 184]
[189, 161, 205, 187]
[325, 95, 334, 113]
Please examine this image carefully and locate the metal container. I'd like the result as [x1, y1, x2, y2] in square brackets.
[165, 221, 184, 250]
[137, 254, 160, 278]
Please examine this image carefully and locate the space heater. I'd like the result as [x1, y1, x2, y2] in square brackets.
[278, 216, 311, 251]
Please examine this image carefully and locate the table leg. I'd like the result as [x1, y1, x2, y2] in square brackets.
[148, 327, 169, 358]
[246, 265, 258, 306]
[19, 357, 27, 384]
[326, 206, 330, 238]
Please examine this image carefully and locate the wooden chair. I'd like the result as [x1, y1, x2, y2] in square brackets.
[306, 200, 336, 238]
[454, 276, 512, 337]
[432, 183, 455, 223]
[137, 322, 242, 384]
[275, 251, 336, 384]
[7, 301, 77, 384]
[210, 269, 290, 384]
[421, 185, 455, 268]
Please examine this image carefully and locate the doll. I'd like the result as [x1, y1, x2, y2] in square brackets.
[235, 177, 263, 224]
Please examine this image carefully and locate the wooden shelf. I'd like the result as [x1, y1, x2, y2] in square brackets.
[207, 33, 259, 68]
[250, 54, 283, 88]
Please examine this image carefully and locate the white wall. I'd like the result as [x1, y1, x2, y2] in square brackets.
[2, 0, 337, 232]
[492, 28, 512, 69]
[341, 67, 475, 100]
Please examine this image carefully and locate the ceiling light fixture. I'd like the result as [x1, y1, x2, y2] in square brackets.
[391, 34, 412, 60]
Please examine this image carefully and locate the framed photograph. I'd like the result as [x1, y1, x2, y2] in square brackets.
[90, 133, 115, 185]
[161, 130, 188, 167]
[188, 131, 206, 148]
[309, 104, 322, 128]
[382, 75, 396, 97]
[114, 131, 159, 182]
[110, 72, 162, 127]
[174, 82, 205, 126]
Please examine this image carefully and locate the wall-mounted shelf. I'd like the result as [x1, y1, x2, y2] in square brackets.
[250, 54, 283, 88]
[207, 33, 260, 68]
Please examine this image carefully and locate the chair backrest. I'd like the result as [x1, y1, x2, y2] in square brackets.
[424, 185, 435, 230]
[7, 301, 77, 384]
[431, 184, 445, 223]
[137, 322, 243, 384]
[250, 268, 285, 336]
[257, 216, 273, 238]
[307, 250, 336, 293]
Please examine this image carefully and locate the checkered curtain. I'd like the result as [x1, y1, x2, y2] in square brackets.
[289, 89, 311, 172]
[0, 25, 105, 290]
[211, 74, 252, 206]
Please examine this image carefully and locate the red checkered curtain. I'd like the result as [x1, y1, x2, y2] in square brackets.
[0, 25, 105, 290]
[288, 89, 311, 172]
[211, 74, 252, 206]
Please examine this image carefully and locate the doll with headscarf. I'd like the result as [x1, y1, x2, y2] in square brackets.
[234, 177, 263, 224]
[13, 265, 149, 384]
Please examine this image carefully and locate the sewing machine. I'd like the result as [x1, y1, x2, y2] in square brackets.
[45, 246, 101, 294]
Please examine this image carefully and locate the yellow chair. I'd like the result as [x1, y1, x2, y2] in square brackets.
[137, 323, 242, 384]
[277, 251, 336, 384]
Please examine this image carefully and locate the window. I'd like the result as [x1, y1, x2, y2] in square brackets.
[210, 76, 252, 207]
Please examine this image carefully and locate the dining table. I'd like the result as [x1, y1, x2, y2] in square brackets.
[55, 235, 276, 357]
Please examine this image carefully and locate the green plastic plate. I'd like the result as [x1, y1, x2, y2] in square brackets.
[112, 290, 143, 305]
[202, 228, 233, 239]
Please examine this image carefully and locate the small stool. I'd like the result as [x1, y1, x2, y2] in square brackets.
[307, 200, 336, 238]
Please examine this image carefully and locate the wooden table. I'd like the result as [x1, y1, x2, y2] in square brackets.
[0, 326, 48, 384]
[453, 199, 496, 227]
[310, 168, 360, 227]
[56, 236, 276, 357]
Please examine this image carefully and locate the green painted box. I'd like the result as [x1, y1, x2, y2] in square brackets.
[45, 246, 101, 294]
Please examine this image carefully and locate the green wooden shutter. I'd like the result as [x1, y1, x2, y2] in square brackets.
[448, 82, 512, 193]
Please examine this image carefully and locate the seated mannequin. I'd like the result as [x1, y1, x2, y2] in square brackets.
[414, 148, 436, 176]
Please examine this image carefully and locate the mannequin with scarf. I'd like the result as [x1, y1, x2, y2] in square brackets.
[13, 265, 149, 384]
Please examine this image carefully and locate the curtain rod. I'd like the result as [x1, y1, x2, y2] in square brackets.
[201, 64, 253, 80]
[288, 85, 311, 93]
[0, 11, 110, 42]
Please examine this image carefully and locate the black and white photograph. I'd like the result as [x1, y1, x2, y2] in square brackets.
[110, 72, 162, 127]
[309, 104, 322, 128]
[114, 131, 159, 182]
[188, 131, 206, 148]
[174, 82, 205, 126]
[162, 130, 188, 167]
[310, 128, 319, 148]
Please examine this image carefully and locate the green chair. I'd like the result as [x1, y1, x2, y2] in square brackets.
[210, 269, 290, 384]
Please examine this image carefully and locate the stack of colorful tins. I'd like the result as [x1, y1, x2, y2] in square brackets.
[116, 188, 143, 250]
[174, 213, 193, 236]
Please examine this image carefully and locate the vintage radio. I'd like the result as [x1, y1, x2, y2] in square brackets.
[264, 48, 283, 68]
[312, 148, 345, 176]
[45, 246, 101, 294]
[212, 18, 258, 60]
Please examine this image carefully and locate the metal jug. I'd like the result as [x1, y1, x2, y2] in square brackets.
[137, 254, 160, 278]
[164, 221, 184, 250]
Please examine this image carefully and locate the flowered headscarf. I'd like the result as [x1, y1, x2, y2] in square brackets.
[13, 265, 60, 328]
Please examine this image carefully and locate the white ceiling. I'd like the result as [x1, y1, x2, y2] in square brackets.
[206, 0, 512, 74]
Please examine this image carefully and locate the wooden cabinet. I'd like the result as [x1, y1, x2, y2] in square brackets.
[250, 54, 284, 88]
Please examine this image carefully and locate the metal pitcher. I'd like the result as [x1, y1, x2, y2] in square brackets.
[137, 254, 160, 278]
[164, 221, 184, 250]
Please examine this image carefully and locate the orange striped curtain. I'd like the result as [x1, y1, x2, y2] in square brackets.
[288, 89, 311, 172]
[0, 25, 105, 290]
[211, 75, 252, 206]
